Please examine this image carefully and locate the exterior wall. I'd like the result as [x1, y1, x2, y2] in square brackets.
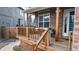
[0, 7, 24, 27]
[34, 7, 74, 39]
[50, 8, 63, 38]
[34, 9, 50, 28]
[34, 8, 63, 38]
[73, 7, 79, 50]
[0, 7, 25, 39]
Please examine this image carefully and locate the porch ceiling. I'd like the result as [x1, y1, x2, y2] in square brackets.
[24, 7, 50, 13]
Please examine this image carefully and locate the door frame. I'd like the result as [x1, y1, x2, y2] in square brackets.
[62, 8, 75, 37]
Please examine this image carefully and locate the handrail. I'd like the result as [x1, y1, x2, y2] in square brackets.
[34, 28, 48, 50]
[16, 35, 36, 46]
[16, 27, 49, 51]
[68, 32, 73, 51]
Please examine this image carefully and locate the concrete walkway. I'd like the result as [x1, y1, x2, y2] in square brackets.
[0, 39, 20, 51]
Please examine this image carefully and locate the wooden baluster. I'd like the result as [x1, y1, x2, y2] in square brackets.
[39, 29, 40, 39]
[27, 27, 29, 39]
[32, 44, 37, 51]
[31, 27, 32, 39]
[44, 29, 49, 50]
[24, 28, 25, 36]
[36, 29, 37, 41]
[33, 28, 34, 39]
[32, 28, 33, 39]
[20, 28, 21, 35]
[34, 29, 36, 39]
[21, 28, 22, 35]
[26, 27, 27, 37]
[31, 28, 32, 39]
[18, 27, 20, 35]
[22, 28, 23, 35]
[28, 27, 29, 39]
[33, 29, 35, 40]
[35, 28, 36, 41]
[29, 27, 31, 39]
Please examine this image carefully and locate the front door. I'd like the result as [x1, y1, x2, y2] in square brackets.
[63, 9, 74, 37]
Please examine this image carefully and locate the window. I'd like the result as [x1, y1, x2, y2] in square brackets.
[39, 13, 50, 28]
[69, 11, 74, 31]
[64, 16, 67, 33]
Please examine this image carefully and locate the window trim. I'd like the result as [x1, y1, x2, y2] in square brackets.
[38, 13, 50, 28]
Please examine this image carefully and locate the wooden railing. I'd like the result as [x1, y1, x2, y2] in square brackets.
[68, 32, 73, 51]
[16, 27, 49, 51]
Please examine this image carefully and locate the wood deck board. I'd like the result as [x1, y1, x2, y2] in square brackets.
[16, 35, 36, 46]
[38, 44, 59, 51]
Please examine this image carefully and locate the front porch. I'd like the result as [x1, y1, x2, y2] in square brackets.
[0, 27, 72, 51]
[0, 7, 74, 51]
[21, 7, 74, 51]
[16, 27, 72, 51]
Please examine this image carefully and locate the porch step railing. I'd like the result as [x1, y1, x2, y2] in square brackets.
[16, 27, 51, 51]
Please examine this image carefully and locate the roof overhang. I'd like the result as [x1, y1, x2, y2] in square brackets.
[24, 7, 50, 13]
[18, 7, 24, 10]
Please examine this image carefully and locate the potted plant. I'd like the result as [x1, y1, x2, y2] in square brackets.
[49, 27, 55, 37]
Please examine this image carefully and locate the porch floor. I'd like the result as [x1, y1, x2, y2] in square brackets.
[0, 38, 69, 51]
[21, 34, 69, 51]
[49, 38, 69, 51]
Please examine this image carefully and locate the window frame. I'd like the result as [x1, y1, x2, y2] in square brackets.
[38, 13, 50, 28]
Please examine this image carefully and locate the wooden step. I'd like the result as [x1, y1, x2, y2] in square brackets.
[16, 35, 36, 46]
[37, 44, 59, 51]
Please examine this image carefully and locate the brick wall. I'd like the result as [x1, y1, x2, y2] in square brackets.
[50, 8, 63, 38]
[34, 8, 72, 39]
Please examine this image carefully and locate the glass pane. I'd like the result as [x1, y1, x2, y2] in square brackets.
[44, 15, 50, 21]
[64, 16, 67, 33]
[44, 22, 49, 27]
[69, 11, 74, 31]
[39, 16, 43, 21]
[39, 22, 43, 27]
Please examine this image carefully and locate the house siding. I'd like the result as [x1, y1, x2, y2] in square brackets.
[0, 7, 24, 27]
[0, 7, 25, 39]
[73, 7, 79, 50]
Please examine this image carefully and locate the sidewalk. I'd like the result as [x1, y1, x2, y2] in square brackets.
[0, 39, 20, 51]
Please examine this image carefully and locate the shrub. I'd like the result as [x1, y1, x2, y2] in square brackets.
[13, 45, 24, 51]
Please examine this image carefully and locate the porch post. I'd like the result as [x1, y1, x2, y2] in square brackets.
[26, 13, 29, 39]
[27, 13, 28, 26]
[55, 7, 60, 41]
